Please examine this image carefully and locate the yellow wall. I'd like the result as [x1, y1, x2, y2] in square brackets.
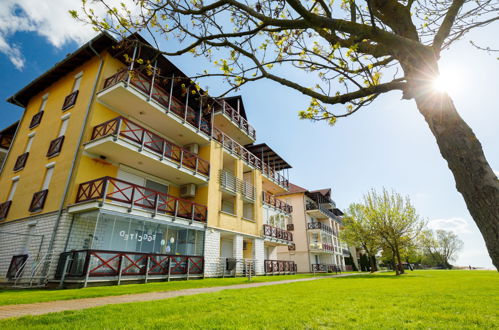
[0, 55, 106, 221]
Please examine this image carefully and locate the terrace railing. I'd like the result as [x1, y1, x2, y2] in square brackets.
[90, 117, 210, 176]
[311, 264, 342, 273]
[262, 191, 292, 214]
[264, 260, 297, 274]
[307, 222, 333, 235]
[213, 99, 256, 140]
[101, 69, 211, 135]
[75, 176, 207, 222]
[212, 127, 289, 189]
[55, 249, 204, 283]
[263, 224, 293, 243]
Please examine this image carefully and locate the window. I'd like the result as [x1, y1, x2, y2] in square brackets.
[42, 165, 55, 190]
[243, 202, 253, 220]
[221, 194, 235, 215]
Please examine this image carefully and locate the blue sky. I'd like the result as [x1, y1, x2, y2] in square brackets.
[0, 1, 497, 268]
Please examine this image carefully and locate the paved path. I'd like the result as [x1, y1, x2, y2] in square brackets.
[0, 274, 355, 320]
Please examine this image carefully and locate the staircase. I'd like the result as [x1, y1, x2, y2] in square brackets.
[12, 252, 53, 288]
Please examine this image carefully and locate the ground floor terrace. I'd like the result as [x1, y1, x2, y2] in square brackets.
[0, 210, 296, 287]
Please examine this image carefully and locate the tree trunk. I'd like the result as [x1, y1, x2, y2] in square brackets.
[391, 255, 399, 275]
[399, 54, 499, 270]
[412, 85, 499, 270]
[368, 254, 377, 273]
[395, 246, 405, 275]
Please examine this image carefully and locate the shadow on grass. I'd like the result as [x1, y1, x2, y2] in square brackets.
[333, 273, 406, 280]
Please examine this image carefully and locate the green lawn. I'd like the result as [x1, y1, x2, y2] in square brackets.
[0, 272, 336, 306]
[1, 270, 497, 329]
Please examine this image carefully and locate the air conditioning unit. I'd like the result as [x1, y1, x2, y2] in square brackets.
[184, 143, 199, 154]
[180, 183, 196, 198]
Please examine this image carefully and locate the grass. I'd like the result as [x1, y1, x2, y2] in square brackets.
[0, 272, 337, 306]
[1, 270, 497, 329]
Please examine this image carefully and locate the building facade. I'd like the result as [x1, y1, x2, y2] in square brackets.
[0, 33, 295, 286]
[276, 184, 347, 273]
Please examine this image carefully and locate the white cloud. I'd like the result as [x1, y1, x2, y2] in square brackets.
[0, 0, 137, 70]
[428, 217, 472, 235]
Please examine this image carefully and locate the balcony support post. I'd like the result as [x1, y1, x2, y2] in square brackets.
[197, 96, 202, 132]
[128, 186, 136, 213]
[113, 117, 123, 142]
[173, 200, 178, 221]
[126, 43, 138, 87]
[167, 256, 172, 282]
[99, 178, 110, 207]
[145, 256, 150, 283]
[186, 257, 190, 280]
[139, 128, 146, 152]
[148, 60, 157, 102]
[210, 105, 215, 139]
[160, 140, 166, 161]
[179, 149, 183, 169]
[153, 194, 159, 217]
[83, 254, 92, 288]
[117, 254, 123, 285]
[184, 86, 190, 123]
[167, 74, 174, 114]
[190, 204, 195, 224]
[195, 157, 199, 175]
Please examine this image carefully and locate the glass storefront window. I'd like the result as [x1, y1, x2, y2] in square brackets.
[66, 211, 204, 256]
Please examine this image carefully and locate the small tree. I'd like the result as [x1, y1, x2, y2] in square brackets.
[421, 229, 463, 268]
[364, 189, 425, 275]
[76, 0, 499, 269]
[341, 203, 381, 272]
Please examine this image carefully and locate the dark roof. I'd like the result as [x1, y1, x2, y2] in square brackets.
[0, 121, 19, 135]
[220, 95, 248, 121]
[278, 182, 307, 196]
[244, 143, 291, 170]
[7, 33, 118, 107]
[310, 188, 331, 198]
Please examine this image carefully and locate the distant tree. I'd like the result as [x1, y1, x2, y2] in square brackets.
[341, 203, 381, 272]
[364, 189, 425, 275]
[77, 0, 499, 270]
[420, 229, 463, 268]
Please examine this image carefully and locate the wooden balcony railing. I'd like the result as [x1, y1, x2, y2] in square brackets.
[91, 117, 210, 176]
[101, 69, 211, 135]
[75, 176, 208, 222]
[309, 242, 334, 252]
[29, 189, 48, 213]
[264, 260, 297, 274]
[0, 201, 12, 220]
[13, 152, 29, 171]
[214, 99, 256, 140]
[47, 136, 65, 158]
[262, 191, 292, 214]
[62, 91, 79, 110]
[29, 111, 44, 129]
[263, 224, 293, 243]
[212, 127, 289, 190]
[55, 249, 204, 281]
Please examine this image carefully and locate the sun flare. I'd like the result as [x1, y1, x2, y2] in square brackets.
[432, 70, 460, 94]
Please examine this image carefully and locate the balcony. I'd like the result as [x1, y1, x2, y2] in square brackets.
[55, 250, 204, 283]
[86, 117, 209, 185]
[0, 201, 12, 220]
[74, 176, 207, 223]
[264, 260, 297, 275]
[213, 99, 255, 145]
[307, 222, 334, 235]
[97, 70, 210, 145]
[263, 224, 293, 244]
[305, 201, 337, 220]
[212, 128, 289, 190]
[262, 191, 292, 214]
[309, 242, 334, 253]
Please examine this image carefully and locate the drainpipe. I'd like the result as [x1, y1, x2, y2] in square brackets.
[0, 96, 26, 175]
[45, 39, 105, 274]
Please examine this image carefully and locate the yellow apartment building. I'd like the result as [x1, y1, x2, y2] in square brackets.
[276, 184, 347, 273]
[0, 33, 295, 287]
